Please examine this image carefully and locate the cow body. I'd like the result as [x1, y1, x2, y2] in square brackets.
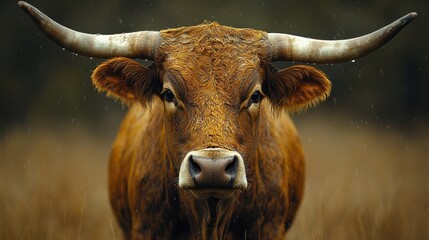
[110, 101, 304, 239]
[100, 24, 316, 239]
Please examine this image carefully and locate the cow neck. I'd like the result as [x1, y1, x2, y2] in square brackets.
[184, 196, 237, 240]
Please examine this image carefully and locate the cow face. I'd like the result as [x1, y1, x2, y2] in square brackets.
[91, 23, 331, 199]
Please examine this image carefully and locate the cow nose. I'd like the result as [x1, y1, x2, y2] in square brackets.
[178, 148, 247, 191]
[188, 154, 238, 187]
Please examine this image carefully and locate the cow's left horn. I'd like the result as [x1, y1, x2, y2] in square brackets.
[268, 12, 417, 63]
[18, 1, 160, 59]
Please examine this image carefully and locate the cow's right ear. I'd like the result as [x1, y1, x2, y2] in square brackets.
[91, 57, 159, 104]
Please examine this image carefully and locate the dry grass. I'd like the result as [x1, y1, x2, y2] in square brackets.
[0, 127, 121, 240]
[289, 117, 429, 240]
[0, 117, 428, 239]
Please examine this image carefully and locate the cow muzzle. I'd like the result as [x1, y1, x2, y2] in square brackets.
[178, 148, 247, 199]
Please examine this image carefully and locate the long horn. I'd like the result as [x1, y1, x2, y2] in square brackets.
[18, 1, 160, 59]
[268, 12, 417, 63]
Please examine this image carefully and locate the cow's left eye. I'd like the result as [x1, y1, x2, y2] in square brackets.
[250, 91, 263, 104]
[163, 89, 175, 102]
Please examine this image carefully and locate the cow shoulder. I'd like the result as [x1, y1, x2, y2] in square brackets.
[110, 101, 185, 237]
[109, 104, 151, 236]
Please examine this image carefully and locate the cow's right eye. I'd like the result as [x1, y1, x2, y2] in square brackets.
[163, 90, 175, 102]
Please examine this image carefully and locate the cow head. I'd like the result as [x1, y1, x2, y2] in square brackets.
[90, 24, 333, 199]
[18, 1, 416, 201]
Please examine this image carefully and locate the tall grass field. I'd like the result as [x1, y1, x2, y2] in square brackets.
[1, 116, 427, 239]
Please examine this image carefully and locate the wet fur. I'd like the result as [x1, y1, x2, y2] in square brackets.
[92, 23, 330, 239]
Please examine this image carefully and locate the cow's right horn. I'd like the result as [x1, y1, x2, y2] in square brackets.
[18, 1, 160, 60]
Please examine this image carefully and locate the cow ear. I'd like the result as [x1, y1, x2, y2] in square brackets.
[263, 65, 331, 112]
[91, 57, 158, 105]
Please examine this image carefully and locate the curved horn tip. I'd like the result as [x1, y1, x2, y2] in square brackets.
[18, 1, 31, 10]
[18, 1, 39, 17]
[400, 12, 418, 25]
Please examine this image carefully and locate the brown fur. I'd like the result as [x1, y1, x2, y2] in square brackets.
[92, 23, 331, 239]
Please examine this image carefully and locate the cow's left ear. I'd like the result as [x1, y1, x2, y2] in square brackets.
[91, 57, 159, 105]
[263, 65, 331, 112]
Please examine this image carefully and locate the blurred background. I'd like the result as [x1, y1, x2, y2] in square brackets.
[1, 0, 428, 239]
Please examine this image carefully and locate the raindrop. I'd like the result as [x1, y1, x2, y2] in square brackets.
[26, 127, 32, 136]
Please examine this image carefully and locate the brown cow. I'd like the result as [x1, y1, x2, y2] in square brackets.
[19, 2, 416, 239]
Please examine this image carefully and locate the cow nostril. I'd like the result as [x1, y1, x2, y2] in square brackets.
[189, 155, 201, 177]
[225, 156, 238, 176]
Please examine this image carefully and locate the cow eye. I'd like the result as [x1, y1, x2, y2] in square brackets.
[250, 91, 263, 104]
[163, 89, 175, 102]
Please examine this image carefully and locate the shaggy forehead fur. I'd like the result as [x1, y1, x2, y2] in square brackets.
[158, 22, 269, 60]
[156, 23, 269, 90]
